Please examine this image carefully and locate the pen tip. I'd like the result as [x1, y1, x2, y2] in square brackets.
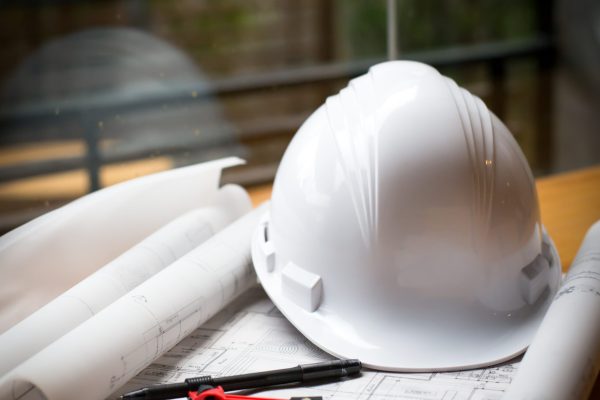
[120, 389, 146, 400]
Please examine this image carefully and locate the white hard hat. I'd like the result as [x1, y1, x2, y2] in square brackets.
[251, 61, 561, 371]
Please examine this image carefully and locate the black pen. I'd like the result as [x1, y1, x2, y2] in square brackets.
[121, 359, 362, 400]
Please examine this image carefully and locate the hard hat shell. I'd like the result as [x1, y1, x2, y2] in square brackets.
[251, 61, 561, 371]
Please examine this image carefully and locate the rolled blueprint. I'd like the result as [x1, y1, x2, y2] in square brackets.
[0, 204, 266, 400]
[0, 157, 245, 332]
[504, 220, 600, 400]
[0, 198, 249, 377]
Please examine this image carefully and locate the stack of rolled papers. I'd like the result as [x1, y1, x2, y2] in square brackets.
[0, 158, 264, 400]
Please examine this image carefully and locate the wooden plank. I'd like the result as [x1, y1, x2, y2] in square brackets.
[536, 165, 600, 270]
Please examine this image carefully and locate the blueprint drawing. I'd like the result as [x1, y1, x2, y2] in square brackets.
[113, 287, 521, 400]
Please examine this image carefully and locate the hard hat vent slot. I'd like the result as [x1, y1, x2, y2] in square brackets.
[541, 240, 554, 267]
[281, 262, 323, 312]
[258, 220, 276, 272]
[519, 254, 551, 305]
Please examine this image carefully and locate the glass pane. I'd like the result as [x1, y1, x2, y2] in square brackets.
[1, 0, 599, 233]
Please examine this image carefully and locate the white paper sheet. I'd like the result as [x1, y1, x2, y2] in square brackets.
[0, 157, 247, 333]
[113, 286, 521, 400]
[0, 195, 250, 377]
[504, 221, 600, 400]
[0, 204, 265, 400]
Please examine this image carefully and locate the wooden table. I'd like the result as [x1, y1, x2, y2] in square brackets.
[536, 165, 600, 270]
[249, 164, 600, 271]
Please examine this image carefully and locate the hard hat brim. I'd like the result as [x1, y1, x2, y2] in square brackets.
[251, 206, 562, 372]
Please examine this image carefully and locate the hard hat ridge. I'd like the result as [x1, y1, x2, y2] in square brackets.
[444, 77, 495, 233]
[324, 73, 380, 248]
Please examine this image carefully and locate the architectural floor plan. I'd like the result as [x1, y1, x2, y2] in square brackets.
[112, 287, 521, 400]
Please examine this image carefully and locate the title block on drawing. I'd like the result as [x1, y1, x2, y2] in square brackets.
[281, 262, 323, 312]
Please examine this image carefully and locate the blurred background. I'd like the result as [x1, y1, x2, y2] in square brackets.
[0, 0, 598, 234]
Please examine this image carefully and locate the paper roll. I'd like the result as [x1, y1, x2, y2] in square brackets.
[503, 221, 600, 400]
[0, 199, 249, 377]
